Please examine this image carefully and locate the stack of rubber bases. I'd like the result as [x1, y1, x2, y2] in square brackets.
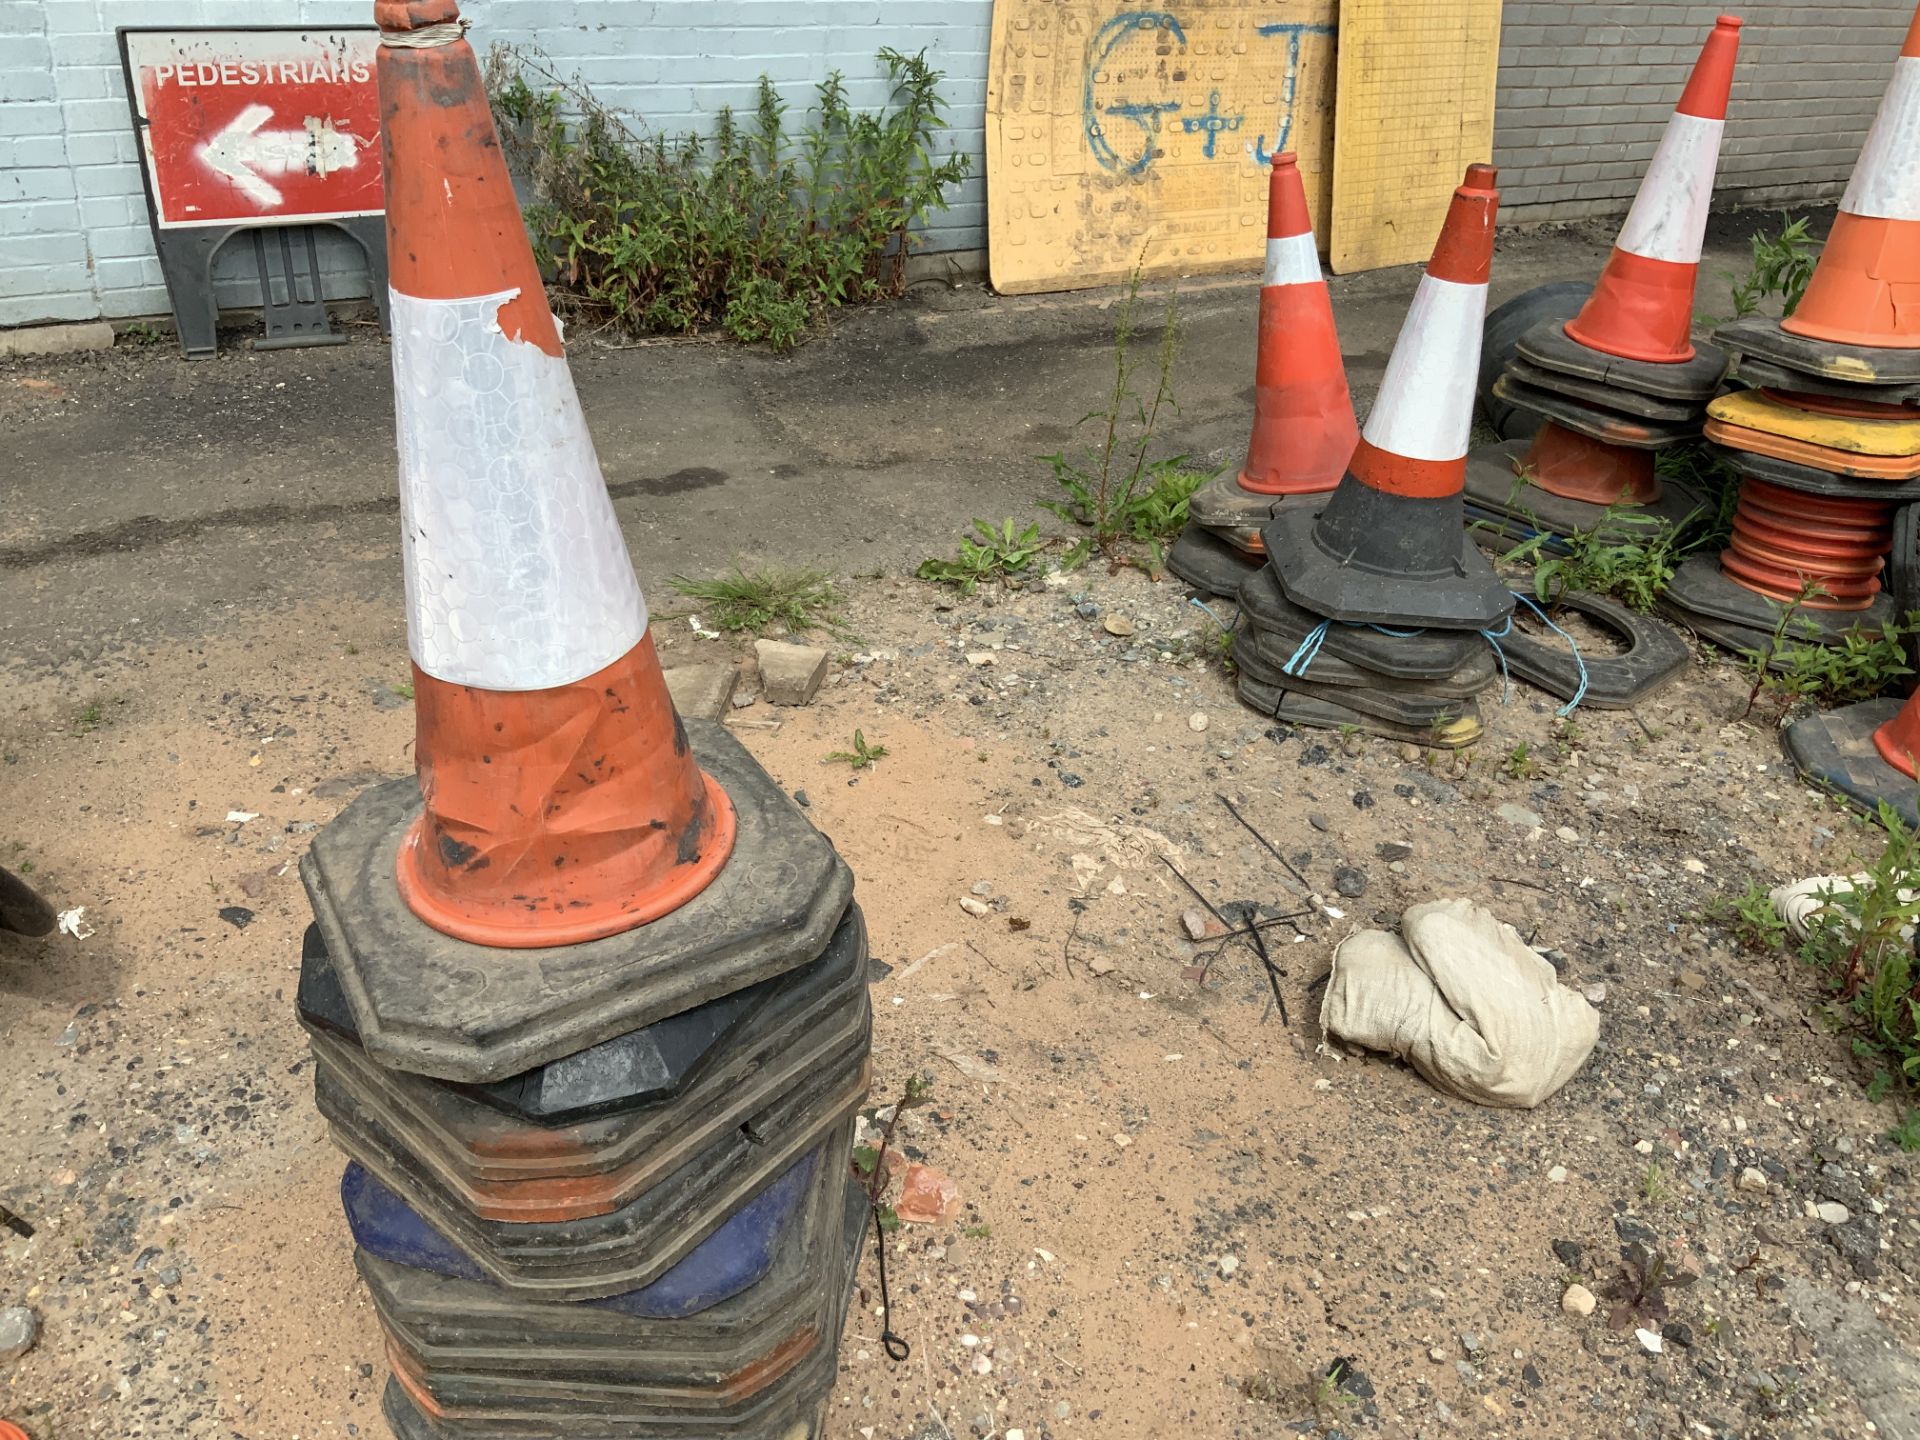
[1228, 165, 1512, 749]
[296, 7, 871, 1438]
[1168, 152, 1358, 599]
[1466, 17, 1741, 568]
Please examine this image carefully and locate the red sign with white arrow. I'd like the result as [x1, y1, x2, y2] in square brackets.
[121, 28, 383, 228]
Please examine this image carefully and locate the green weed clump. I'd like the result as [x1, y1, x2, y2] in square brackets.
[487, 46, 970, 348]
[917, 519, 1043, 594]
[669, 565, 840, 635]
[1727, 214, 1820, 319]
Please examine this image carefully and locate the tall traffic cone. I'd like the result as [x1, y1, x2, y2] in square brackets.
[1563, 15, 1742, 364]
[377, 0, 734, 948]
[1782, 4, 1920, 348]
[1264, 165, 1511, 630]
[1239, 153, 1358, 494]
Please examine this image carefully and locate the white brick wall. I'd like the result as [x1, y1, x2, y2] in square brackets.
[2, 1, 1914, 326]
[0, 0, 990, 327]
[1495, 0, 1918, 222]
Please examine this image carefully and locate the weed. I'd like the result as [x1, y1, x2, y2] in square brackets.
[343, 642, 360, 656]
[1641, 1161, 1675, 1206]
[1727, 214, 1820, 319]
[853, 1072, 935, 1232]
[73, 701, 104, 735]
[1797, 805, 1920, 1099]
[1707, 881, 1790, 953]
[963, 1222, 992, 1239]
[119, 320, 164, 346]
[670, 564, 840, 635]
[917, 518, 1043, 594]
[1040, 267, 1199, 571]
[1502, 741, 1541, 781]
[389, 680, 415, 701]
[16, 859, 33, 875]
[1602, 1241, 1697, 1332]
[1504, 510, 1694, 612]
[825, 729, 888, 769]
[1890, 1108, 1920, 1152]
[1745, 610, 1915, 717]
[487, 46, 970, 348]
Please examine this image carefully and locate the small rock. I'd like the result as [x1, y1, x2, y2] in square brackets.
[1218, 1255, 1239, 1276]
[1398, 743, 1421, 762]
[1112, 1134, 1132, 1149]
[1677, 969, 1707, 993]
[1187, 711, 1209, 733]
[964, 651, 996, 667]
[1582, 983, 1607, 1005]
[970, 1354, 993, 1376]
[1737, 1167, 1769, 1194]
[753, 639, 830, 705]
[792, 789, 810, 808]
[1551, 1239, 1583, 1268]
[0, 1306, 39, 1363]
[661, 661, 739, 720]
[1429, 1346, 1446, 1363]
[1102, 615, 1135, 637]
[1308, 812, 1332, 833]
[1635, 1327, 1663, 1354]
[1180, 907, 1221, 941]
[1554, 825, 1579, 843]
[1815, 1201, 1852, 1225]
[958, 896, 990, 918]
[1376, 841, 1413, 862]
[1496, 803, 1542, 829]
[1333, 867, 1368, 898]
[217, 905, 254, 930]
[1561, 1284, 1596, 1317]
[1547, 1165, 1568, 1184]
[154, 1265, 181, 1287]
[971, 880, 994, 897]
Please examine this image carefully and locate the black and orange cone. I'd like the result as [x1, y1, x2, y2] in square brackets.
[375, 0, 734, 949]
[1264, 165, 1511, 630]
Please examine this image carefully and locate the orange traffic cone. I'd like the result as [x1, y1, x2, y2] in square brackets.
[377, 0, 735, 948]
[1782, 4, 1920, 348]
[1265, 165, 1510, 629]
[1238, 153, 1357, 495]
[1518, 422, 1659, 505]
[1874, 687, 1920, 777]
[1564, 15, 1742, 363]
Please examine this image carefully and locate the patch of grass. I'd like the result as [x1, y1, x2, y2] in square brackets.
[1706, 880, 1790, 953]
[1890, 1108, 1920, 1152]
[118, 320, 164, 346]
[1743, 607, 1915, 718]
[389, 680, 415, 701]
[486, 45, 970, 348]
[1503, 509, 1694, 612]
[963, 1222, 992, 1239]
[825, 729, 888, 770]
[917, 518, 1043, 594]
[670, 564, 840, 635]
[1502, 741, 1541, 781]
[1641, 1161, 1675, 1206]
[1040, 265, 1201, 574]
[1727, 213, 1819, 320]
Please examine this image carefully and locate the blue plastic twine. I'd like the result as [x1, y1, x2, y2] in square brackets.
[1507, 591, 1590, 715]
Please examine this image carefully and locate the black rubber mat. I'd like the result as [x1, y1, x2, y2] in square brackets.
[1782, 698, 1920, 831]
[1167, 524, 1264, 599]
[1517, 317, 1728, 400]
[1715, 315, 1920, 387]
[1504, 358, 1703, 421]
[1234, 672, 1483, 748]
[1706, 443, 1920, 502]
[1493, 375, 1703, 447]
[1727, 353, 1920, 408]
[1236, 564, 1485, 678]
[1494, 592, 1691, 708]
[1233, 634, 1484, 727]
[1664, 553, 1895, 642]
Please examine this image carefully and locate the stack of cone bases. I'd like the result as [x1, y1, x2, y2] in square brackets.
[1682, 4, 1920, 670]
[1224, 165, 1505, 746]
[1169, 153, 1357, 598]
[295, 8, 870, 1437]
[1466, 17, 1741, 548]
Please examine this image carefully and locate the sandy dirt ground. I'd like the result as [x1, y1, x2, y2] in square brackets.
[5, 558, 1920, 1440]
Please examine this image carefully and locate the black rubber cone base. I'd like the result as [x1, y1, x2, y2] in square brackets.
[1236, 564, 1485, 678]
[299, 923, 777, 1125]
[307, 912, 867, 1222]
[1497, 593, 1691, 708]
[334, 1025, 869, 1301]
[1235, 624, 1493, 698]
[1481, 282, 1593, 440]
[1187, 472, 1329, 532]
[374, 1161, 866, 1436]
[1517, 317, 1728, 400]
[300, 719, 853, 1084]
[1715, 315, 1920, 387]
[1233, 635, 1485, 729]
[360, 1124, 858, 1380]
[1264, 501, 1513, 631]
[1167, 524, 1265, 597]
[1706, 443, 1920, 502]
[1493, 375, 1703, 447]
[1464, 440, 1711, 543]
[1729, 354, 1920, 408]
[1783, 699, 1920, 830]
[1235, 670, 1483, 748]
[1665, 554, 1895, 642]
[1504, 359, 1702, 421]
[1655, 595, 1787, 661]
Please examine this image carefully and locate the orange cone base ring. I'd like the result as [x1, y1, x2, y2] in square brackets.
[1564, 250, 1699, 364]
[1519, 422, 1660, 505]
[395, 636, 738, 949]
[1721, 479, 1891, 610]
[1782, 211, 1920, 350]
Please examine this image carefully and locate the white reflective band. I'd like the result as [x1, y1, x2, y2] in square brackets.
[1842, 56, 1920, 221]
[1615, 113, 1723, 263]
[389, 288, 649, 691]
[1361, 275, 1485, 463]
[1263, 232, 1321, 287]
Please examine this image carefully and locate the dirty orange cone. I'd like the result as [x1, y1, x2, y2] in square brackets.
[1564, 15, 1742, 363]
[1874, 688, 1920, 776]
[377, 0, 734, 948]
[1238, 152, 1358, 494]
[1517, 422, 1659, 505]
[1264, 165, 1511, 630]
[1782, 4, 1920, 348]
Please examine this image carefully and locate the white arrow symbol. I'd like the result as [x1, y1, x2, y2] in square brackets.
[198, 103, 360, 208]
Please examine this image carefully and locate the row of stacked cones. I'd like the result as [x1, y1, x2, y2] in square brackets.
[299, 7, 869, 1437]
[1751, 6, 1920, 826]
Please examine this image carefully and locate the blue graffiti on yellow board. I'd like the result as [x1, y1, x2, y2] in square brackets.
[1179, 90, 1242, 158]
[1250, 22, 1334, 164]
[1083, 11, 1187, 175]
[1081, 12, 1333, 174]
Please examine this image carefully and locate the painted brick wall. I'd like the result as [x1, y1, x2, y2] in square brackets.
[1495, 0, 1917, 223]
[0, 0, 990, 327]
[4, 1, 1916, 326]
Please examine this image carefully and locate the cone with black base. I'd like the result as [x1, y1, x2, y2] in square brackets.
[1266, 164, 1510, 631]
[1784, 692, 1920, 831]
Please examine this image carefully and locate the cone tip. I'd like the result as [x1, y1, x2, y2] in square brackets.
[1905, 1, 1920, 58]
[1270, 150, 1299, 170]
[1460, 162, 1499, 196]
[1714, 14, 1743, 31]
[376, 0, 463, 32]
